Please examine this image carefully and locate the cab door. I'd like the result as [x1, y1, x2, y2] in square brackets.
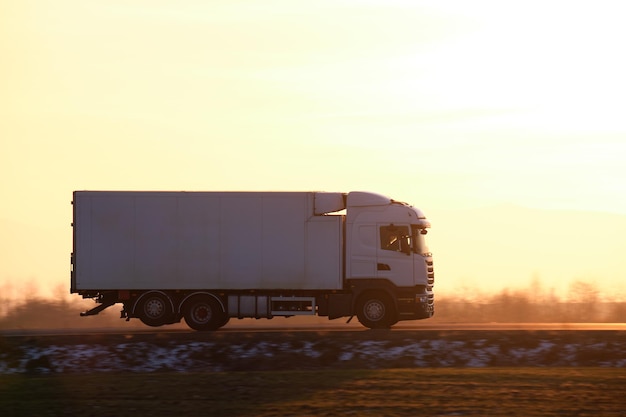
[376, 224, 414, 287]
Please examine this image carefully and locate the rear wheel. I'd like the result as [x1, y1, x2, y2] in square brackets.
[137, 292, 173, 327]
[356, 292, 396, 329]
[183, 295, 226, 331]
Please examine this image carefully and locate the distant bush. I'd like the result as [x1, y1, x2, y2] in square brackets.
[432, 280, 625, 323]
[0, 296, 133, 330]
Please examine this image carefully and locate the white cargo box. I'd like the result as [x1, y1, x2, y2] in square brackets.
[72, 192, 344, 291]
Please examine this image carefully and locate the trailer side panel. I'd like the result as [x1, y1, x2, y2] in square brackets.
[73, 191, 343, 291]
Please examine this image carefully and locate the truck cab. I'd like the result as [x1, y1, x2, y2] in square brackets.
[343, 192, 435, 326]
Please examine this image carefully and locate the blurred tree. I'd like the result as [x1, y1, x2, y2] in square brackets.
[566, 280, 600, 322]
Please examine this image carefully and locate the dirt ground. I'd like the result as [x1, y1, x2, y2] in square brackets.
[2, 368, 626, 416]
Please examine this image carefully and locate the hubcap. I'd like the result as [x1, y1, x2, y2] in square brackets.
[364, 300, 385, 321]
[145, 298, 164, 318]
[193, 304, 211, 324]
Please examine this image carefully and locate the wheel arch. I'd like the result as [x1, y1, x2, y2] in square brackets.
[348, 279, 399, 314]
[178, 291, 226, 314]
[131, 290, 175, 316]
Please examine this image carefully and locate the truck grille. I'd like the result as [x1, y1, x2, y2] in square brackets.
[427, 287, 434, 311]
[426, 259, 434, 286]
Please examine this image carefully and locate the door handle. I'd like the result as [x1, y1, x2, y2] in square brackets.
[377, 263, 391, 271]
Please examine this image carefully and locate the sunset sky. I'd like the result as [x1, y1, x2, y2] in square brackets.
[2, 1, 625, 301]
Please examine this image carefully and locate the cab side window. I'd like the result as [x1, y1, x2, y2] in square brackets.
[379, 225, 410, 253]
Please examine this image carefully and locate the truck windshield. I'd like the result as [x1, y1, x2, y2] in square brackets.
[411, 225, 430, 255]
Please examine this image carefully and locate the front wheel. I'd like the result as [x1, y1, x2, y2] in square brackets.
[183, 295, 226, 331]
[356, 293, 396, 329]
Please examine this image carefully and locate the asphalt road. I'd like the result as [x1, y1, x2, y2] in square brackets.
[1, 321, 625, 337]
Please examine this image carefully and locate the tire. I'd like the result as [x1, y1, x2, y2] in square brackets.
[183, 295, 226, 331]
[356, 292, 396, 329]
[218, 315, 231, 328]
[137, 292, 173, 327]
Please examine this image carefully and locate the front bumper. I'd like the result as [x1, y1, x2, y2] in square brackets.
[396, 287, 434, 321]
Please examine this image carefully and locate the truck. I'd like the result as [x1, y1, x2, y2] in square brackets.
[71, 191, 435, 330]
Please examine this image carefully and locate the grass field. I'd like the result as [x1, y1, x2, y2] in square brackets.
[1, 368, 624, 416]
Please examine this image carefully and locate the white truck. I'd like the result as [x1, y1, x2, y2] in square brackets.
[71, 191, 435, 330]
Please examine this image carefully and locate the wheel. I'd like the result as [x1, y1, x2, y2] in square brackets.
[218, 315, 230, 328]
[356, 292, 396, 329]
[137, 292, 173, 327]
[183, 295, 226, 331]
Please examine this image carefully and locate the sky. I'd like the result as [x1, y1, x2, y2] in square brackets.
[1, 0, 626, 301]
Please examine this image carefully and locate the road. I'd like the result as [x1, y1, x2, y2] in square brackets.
[1, 321, 625, 337]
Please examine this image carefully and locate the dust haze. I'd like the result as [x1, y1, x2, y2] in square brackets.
[1, 279, 624, 330]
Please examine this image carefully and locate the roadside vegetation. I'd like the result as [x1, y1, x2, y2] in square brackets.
[433, 280, 626, 323]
